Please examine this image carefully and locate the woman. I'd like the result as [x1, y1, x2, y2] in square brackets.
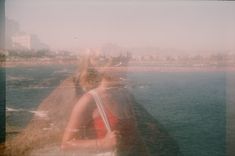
[61, 52, 149, 155]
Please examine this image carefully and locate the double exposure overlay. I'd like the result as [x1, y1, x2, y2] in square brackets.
[0, 1, 235, 156]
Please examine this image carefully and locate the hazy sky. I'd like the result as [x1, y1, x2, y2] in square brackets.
[5, 0, 235, 52]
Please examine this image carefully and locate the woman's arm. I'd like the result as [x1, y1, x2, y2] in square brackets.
[61, 93, 118, 152]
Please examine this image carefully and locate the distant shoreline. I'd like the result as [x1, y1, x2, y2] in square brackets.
[2, 60, 78, 68]
[1, 60, 235, 72]
[126, 66, 235, 72]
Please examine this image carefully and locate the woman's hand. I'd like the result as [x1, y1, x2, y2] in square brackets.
[99, 130, 120, 150]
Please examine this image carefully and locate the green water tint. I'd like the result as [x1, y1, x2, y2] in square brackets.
[4, 65, 226, 156]
[134, 102, 182, 156]
[0, 67, 6, 143]
[5, 65, 76, 128]
[128, 72, 226, 156]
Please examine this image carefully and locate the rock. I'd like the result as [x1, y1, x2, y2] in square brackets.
[4, 76, 182, 156]
[4, 76, 81, 156]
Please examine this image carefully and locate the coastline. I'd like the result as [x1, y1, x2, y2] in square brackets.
[97, 66, 235, 73]
[1, 60, 235, 72]
[2, 59, 78, 68]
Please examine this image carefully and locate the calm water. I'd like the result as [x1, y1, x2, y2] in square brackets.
[3, 65, 226, 156]
[128, 72, 226, 156]
[5, 65, 76, 128]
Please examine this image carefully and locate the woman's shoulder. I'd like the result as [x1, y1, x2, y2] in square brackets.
[77, 92, 92, 102]
[73, 91, 95, 110]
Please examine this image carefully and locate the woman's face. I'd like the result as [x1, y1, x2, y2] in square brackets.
[79, 68, 101, 91]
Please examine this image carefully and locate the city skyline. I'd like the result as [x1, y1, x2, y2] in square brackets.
[5, 0, 235, 54]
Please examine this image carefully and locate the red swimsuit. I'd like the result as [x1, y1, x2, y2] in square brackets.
[93, 109, 119, 138]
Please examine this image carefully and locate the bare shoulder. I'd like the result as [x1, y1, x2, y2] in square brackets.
[80, 92, 94, 102]
[73, 92, 95, 112]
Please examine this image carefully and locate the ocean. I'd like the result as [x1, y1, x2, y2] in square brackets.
[128, 71, 226, 156]
[5, 65, 77, 128]
[3, 65, 227, 156]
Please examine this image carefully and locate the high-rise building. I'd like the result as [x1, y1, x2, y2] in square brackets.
[12, 34, 31, 50]
[11, 33, 49, 50]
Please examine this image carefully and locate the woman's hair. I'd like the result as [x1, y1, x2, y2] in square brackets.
[73, 48, 129, 92]
[74, 52, 102, 92]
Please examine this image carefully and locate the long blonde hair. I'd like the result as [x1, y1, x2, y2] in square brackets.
[74, 51, 102, 92]
[74, 48, 128, 92]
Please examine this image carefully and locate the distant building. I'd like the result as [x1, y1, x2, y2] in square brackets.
[11, 34, 49, 50]
[6, 18, 20, 49]
[6, 19, 49, 50]
[12, 34, 31, 50]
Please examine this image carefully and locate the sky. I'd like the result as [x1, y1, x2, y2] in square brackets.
[5, 0, 235, 53]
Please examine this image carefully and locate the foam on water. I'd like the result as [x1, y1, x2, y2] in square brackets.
[28, 110, 49, 119]
[7, 75, 33, 81]
[6, 107, 24, 112]
[6, 107, 49, 119]
[52, 68, 72, 75]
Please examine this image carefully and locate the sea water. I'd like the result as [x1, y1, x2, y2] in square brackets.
[128, 72, 226, 156]
[5, 65, 76, 128]
[3, 65, 227, 156]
